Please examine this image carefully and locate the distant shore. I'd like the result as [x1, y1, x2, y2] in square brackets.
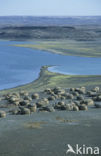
[14, 39, 101, 58]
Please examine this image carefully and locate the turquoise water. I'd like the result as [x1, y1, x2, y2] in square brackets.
[0, 40, 101, 90]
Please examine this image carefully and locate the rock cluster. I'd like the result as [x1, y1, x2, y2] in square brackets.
[0, 86, 101, 118]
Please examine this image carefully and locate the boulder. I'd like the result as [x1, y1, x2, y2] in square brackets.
[20, 108, 30, 115]
[81, 99, 94, 106]
[77, 95, 84, 101]
[39, 106, 55, 112]
[60, 96, 66, 100]
[0, 111, 6, 118]
[58, 101, 65, 106]
[72, 92, 79, 97]
[12, 92, 20, 98]
[10, 109, 20, 115]
[57, 95, 62, 99]
[28, 104, 37, 112]
[87, 91, 97, 97]
[54, 95, 59, 99]
[92, 87, 100, 92]
[65, 104, 73, 111]
[20, 100, 30, 106]
[31, 93, 39, 99]
[36, 99, 49, 108]
[65, 94, 74, 100]
[24, 96, 32, 101]
[75, 87, 86, 94]
[70, 88, 75, 92]
[9, 96, 20, 103]
[79, 104, 88, 111]
[54, 104, 62, 110]
[53, 87, 65, 95]
[13, 101, 20, 106]
[4, 93, 12, 100]
[95, 95, 101, 101]
[54, 101, 65, 110]
[44, 88, 52, 94]
[74, 101, 80, 107]
[48, 96, 55, 101]
[95, 103, 101, 108]
[19, 91, 29, 96]
[73, 106, 79, 111]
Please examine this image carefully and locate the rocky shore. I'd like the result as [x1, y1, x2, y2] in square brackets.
[0, 86, 101, 118]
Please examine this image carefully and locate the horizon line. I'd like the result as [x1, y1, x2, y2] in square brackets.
[0, 15, 101, 17]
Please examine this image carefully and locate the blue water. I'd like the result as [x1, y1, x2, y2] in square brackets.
[0, 40, 101, 90]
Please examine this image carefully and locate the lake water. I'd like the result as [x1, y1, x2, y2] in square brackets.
[0, 40, 101, 90]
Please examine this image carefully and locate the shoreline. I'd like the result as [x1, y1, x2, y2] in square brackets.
[0, 66, 51, 94]
[1, 65, 101, 95]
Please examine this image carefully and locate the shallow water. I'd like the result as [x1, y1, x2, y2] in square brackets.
[0, 40, 101, 90]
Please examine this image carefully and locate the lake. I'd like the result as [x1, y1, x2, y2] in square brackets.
[0, 40, 101, 90]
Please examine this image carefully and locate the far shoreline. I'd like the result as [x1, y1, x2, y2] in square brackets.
[14, 39, 101, 58]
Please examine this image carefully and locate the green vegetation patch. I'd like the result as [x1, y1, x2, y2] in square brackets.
[14, 39, 101, 57]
